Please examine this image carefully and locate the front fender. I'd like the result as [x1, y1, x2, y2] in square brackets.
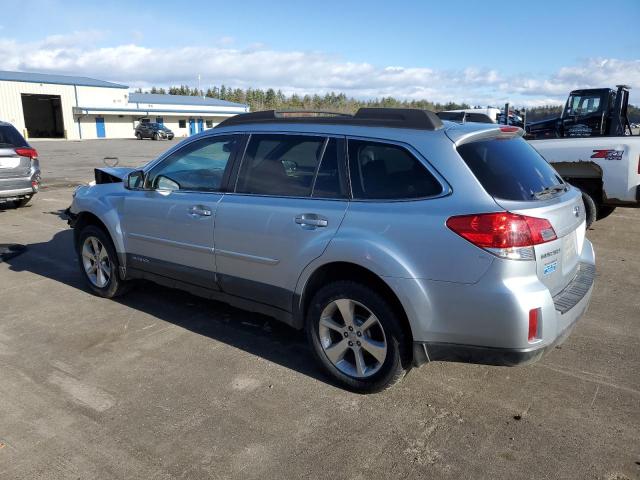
[70, 184, 126, 255]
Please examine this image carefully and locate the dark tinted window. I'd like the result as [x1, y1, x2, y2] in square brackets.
[236, 134, 326, 197]
[348, 140, 442, 199]
[312, 138, 344, 198]
[0, 125, 28, 147]
[178, 120, 186, 128]
[457, 137, 564, 201]
[147, 135, 238, 191]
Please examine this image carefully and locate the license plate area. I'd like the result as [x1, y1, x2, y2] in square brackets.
[0, 157, 20, 169]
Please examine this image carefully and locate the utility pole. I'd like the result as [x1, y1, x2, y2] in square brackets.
[504, 102, 510, 125]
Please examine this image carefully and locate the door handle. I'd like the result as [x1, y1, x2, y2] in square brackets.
[295, 213, 328, 228]
[188, 205, 212, 217]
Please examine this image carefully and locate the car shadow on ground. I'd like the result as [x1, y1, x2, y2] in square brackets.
[5, 228, 331, 386]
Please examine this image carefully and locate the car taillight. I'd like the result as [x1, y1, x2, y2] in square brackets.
[446, 212, 557, 260]
[15, 147, 38, 159]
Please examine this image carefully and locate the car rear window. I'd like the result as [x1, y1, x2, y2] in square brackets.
[0, 125, 28, 148]
[457, 137, 564, 201]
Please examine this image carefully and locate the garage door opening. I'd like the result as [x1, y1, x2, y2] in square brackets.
[21, 94, 65, 138]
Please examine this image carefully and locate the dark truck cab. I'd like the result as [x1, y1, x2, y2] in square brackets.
[526, 86, 633, 140]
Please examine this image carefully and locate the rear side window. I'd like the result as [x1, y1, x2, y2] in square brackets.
[0, 125, 28, 148]
[457, 137, 564, 201]
[348, 139, 442, 200]
[236, 134, 332, 197]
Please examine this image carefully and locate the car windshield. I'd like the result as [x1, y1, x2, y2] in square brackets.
[564, 93, 603, 117]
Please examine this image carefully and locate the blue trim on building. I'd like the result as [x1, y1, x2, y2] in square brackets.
[75, 106, 244, 115]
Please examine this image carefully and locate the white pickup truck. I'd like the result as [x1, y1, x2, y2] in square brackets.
[526, 86, 640, 226]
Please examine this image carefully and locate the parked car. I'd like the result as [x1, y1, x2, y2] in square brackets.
[0, 121, 40, 208]
[67, 109, 595, 393]
[135, 122, 174, 140]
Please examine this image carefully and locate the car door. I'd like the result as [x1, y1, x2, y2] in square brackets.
[214, 133, 349, 311]
[121, 134, 241, 288]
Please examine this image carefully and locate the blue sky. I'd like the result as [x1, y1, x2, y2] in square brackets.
[0, 0, 638, 106]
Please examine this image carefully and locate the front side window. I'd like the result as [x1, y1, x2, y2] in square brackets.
[348, 139, 443, 200]
[146, 135, 238, 191]
[236, 134, 336, 197]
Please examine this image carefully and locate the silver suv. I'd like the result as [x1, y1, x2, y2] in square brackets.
[67, 109, 595, 392]
[0, 121, 40, 207]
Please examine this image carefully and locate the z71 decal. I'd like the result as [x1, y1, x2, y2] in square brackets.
[591, 149, 624, 160]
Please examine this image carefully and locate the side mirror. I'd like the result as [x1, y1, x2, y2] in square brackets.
[125, 170, 145, 190]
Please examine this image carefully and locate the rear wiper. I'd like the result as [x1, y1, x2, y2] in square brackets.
[531, 185, 566, 199]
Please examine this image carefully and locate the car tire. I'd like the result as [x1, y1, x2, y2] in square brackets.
[13, 196, 32, 208]
[153, 133, 159, 141]
[306, 280, 408, 393]
[136, 132, 142, 140]
[597, 205, 616, 221]
[76, 225, 130, 298]
[580, 190, 597, 228]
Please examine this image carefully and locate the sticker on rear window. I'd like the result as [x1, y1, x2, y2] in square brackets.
[543, 260, 557, 276]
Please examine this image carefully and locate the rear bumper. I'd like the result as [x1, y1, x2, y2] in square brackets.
[412, 259, 595, 367]
[0, 169, 40, 200]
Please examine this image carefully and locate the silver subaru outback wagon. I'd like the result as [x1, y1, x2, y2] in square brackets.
[67, 109, 595, 393]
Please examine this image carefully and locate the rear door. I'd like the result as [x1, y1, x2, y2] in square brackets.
[214, 133, 349, 312]
[456, 135, 585, 296]
[122, 134, 240, 288]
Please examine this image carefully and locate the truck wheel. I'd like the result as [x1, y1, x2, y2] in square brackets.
[581, 191, 597, 228]
[597, 205, 616, 220]
[135, 132, 142, 140]
[306, 281, 408, 393]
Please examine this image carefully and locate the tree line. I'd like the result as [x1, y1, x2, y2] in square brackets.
[135, 85, 640, 122]
[135, 85, 470, 113]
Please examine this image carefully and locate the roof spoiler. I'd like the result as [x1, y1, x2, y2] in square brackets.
[448, 125, 524, 147]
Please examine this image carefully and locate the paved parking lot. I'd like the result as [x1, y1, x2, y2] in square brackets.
[1, 140, 639, 479]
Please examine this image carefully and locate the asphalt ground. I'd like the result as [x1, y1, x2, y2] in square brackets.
[0, 139, 638, 479]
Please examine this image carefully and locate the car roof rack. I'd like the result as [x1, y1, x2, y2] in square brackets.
[216, 108, 444, 131]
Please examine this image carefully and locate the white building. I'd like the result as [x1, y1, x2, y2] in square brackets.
[0, 70, 249, 140]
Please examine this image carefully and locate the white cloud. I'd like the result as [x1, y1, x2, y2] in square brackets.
[0, 33, 638, 107]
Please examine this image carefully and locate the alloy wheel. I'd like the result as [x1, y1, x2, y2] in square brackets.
[81, 236, 111, 288]
[318, 298, 387, 378]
